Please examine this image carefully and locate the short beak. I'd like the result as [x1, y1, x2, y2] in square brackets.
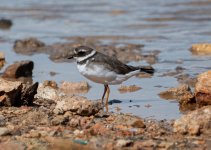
[67, 53, 76, 59]
[68, 56, 74, 59]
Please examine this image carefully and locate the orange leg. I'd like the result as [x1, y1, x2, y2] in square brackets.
[101, 85, 107, 105]
[105, 85, 110, 112]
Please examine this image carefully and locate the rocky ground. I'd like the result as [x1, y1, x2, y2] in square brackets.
[0, 37, 211, 149]
[0, 77, 211, 149]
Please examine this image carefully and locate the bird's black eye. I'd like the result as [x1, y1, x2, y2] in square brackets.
[78, 51, 86, 56]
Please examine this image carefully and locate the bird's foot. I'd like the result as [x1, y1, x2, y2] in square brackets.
[96, 109, 110, 117]
[100, 102, 110, 113]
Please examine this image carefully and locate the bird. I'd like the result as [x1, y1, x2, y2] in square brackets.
[68, 45, 154, 112]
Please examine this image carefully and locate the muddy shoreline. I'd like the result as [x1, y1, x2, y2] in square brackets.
[0, 76, 210, 149]
[0, 78, 211, 149]
[0, 38, 211, 149]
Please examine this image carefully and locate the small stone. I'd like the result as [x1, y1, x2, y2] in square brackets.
[49, 71, 58, 76]
[0, 18, 12, 30]
[0, 51, 5, 69]
[43, 80, 58, 89]
[59, 81, 90, 94]
[195, 70, 211, 105]
[118, 85, 142, 93]
[2, 60, 34, 78]
[116, 139, 133, 147]
[51, 115, 69, 125]
[89, 123, 109, 136]
[190, 43, 211, 55]
[173, 106, 211, 135]
[29, 130, 41, 138]
[159, 84, 195, 104]
[131, 119, 146, 128]
[73, 129, 84, 135]
[108, 99, 122, 105]
[35, 83, 60, 101]
[0, 115, 6, 126]
[53, 95, 102, 116]
[109, 114, 145, 128]
[0, 127, 10, 136]
[138, 140, 157, 148]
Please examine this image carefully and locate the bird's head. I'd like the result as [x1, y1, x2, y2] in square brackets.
[68, 46, 96, 62]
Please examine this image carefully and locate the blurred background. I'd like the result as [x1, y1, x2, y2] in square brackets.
[0, 0, 211, 120]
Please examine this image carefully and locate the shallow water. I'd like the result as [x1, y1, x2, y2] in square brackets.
[1, 0, 211, 120]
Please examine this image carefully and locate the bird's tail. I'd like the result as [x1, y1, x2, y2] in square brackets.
[139, 66, 154, 74]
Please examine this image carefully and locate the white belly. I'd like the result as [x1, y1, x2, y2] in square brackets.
[77, 63, 140, 85]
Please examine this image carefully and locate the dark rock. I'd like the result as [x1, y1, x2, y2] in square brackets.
[2, 60, 34, 78]
[21, 82, 39, 105]
[0, 78, 38, 106]
[195, 93, 211, 106]
[108, 99, 122, 105]
[175, 66, 186, 72]
[0, 18, 12, 30]
[0, 78, 22, 106]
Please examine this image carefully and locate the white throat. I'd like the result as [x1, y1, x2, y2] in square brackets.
[75, 50, 96, 63]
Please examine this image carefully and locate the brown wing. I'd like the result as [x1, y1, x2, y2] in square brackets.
[90, 52, 138, 74]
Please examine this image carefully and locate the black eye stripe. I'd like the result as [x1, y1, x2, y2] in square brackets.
[78, 51, 86, 56]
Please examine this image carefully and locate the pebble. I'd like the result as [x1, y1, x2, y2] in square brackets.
[195, 70, 211, 105]
[73, 129, 84, 135]
[0, 115, 6, 126]
[190, 43, 211, 55]
[0, 127, 10, 136]
[116, 139, 133, 147]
